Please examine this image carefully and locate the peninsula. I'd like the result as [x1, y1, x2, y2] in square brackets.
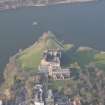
[0, 0, 96, 11]
[0, 31, 105, 105]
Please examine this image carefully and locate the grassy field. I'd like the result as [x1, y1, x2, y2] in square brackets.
[94, 53, 105, 70]
[17, 38, 45, 71]
[17, 32, 72, 71]
[17, 32, 105, 72]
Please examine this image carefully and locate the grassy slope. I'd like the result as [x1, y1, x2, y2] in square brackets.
[17, 31, 105, 72]
[71, 47, 105, 70]
[17, 38, 45, 71]
[17, 32, 73, 71]
[94, 53, 105, 70]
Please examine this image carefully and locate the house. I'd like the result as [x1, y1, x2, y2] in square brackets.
[33, 84, 45, 105]
[51, 68, 70, 80]
[45, 89, 54, 105]
[40, 49, 61, 68]
[39, 49, 71, 80]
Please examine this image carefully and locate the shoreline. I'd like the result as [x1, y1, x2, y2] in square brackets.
[0, 0, 96, 11]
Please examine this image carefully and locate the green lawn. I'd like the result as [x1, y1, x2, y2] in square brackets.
[94, 53, 105, 70]
[17, 38, 45, 71]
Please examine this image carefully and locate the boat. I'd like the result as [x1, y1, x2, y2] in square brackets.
[32, 21, 38, 26]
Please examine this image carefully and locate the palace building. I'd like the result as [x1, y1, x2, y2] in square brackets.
[39, 49, 70, 80]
